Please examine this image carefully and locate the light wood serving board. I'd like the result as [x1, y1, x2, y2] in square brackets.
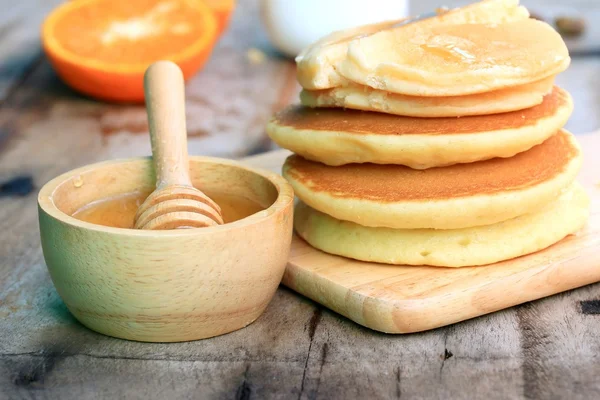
[242, 132, 600, 334]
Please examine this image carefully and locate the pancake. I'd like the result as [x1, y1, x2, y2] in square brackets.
[299, 77, 554, 118]
[296, 0, 529, 90]
[282, 130, 582, 230]
[269, 86, 572, 169]
[339, 19, 569, 97]
[294, 183, 589, 267]
[296, 19, 401, 90]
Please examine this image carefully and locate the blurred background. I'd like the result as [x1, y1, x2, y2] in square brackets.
[0, 0, 598, 179]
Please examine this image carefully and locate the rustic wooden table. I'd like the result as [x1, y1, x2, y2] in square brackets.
[1, 0, 600, 399]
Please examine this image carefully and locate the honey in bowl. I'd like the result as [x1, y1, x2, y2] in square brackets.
[72, 191, 265, 229]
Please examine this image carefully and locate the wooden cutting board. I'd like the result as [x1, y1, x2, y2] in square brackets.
[242, 132, 600, 334]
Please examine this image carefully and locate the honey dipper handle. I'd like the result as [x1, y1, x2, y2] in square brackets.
[144, 61, 192, 188]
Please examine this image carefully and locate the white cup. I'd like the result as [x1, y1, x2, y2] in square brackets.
[260, 0, 410, 58]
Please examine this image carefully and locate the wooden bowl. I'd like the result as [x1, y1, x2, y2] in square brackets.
[38, 157, 294, 342]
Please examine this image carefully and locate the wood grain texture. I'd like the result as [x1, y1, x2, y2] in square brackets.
[244, 132, 600, 334]
[38, 157, 293, 342]
[144, 61, 192, 188]
[135, 61, 225, 229]
[0, 0, 64, 102]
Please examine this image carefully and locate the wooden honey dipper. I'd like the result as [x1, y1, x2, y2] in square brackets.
[134, 61, 224, 230]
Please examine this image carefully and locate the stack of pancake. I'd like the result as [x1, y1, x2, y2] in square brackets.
[267, 0, 590, 267]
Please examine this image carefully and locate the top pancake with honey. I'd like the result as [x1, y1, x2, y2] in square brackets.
[297, 0, 530, 90]
[338, 19, 569, 96]
[282, 130, 582, 229]
[268, 86, 573, 168]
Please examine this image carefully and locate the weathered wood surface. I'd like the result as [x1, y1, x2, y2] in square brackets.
[0, 0, 64, 102]
[1, 0, 600, 399]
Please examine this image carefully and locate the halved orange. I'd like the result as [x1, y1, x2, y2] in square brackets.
[42, 0, 218, 102]
[203, 0, 236, 34]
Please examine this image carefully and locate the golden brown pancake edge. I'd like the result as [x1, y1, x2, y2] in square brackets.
[274, 86, 569, 136]
[283, 130, 579, 202]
